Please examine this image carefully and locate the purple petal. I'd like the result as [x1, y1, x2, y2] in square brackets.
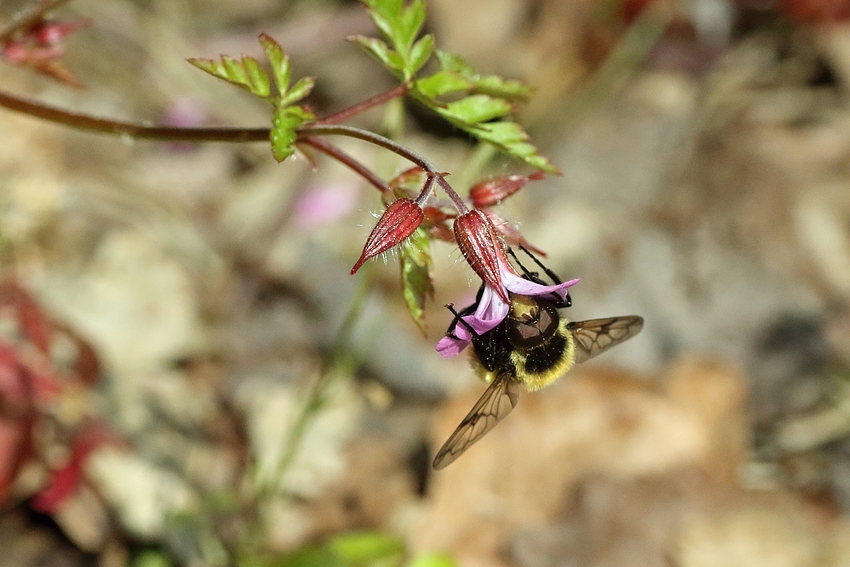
[436, 318, 473, 357]
[434, 286, 510, 357]
[501, 268, 579, 300]
[436, 334, 468, 357]
[463, 286, 509, 334]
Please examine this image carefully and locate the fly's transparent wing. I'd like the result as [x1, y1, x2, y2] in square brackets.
[567, 316, 644, 364]
[432, 372, 520, 470]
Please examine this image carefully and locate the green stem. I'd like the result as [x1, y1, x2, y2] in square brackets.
[265, 263, 373, 491]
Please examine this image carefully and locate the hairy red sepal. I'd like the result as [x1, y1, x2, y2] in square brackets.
[469, 171, 545, 209]
[453, 210, 509, 302]
[351, 198, 424, 274]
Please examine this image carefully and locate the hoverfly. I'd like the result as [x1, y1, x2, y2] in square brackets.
[433, 248, 643, 469]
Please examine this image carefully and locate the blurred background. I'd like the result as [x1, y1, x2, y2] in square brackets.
[3, 0, 850, 566]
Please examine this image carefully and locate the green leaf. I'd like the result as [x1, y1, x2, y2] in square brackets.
[438, 94, 512, 124]
[435, 50, 474, 76]
[188, 55, 271, 99]
[405, 34, 433, 79]
[222, 55, 248, 84]
[327, 531, 405, 565]
[473, 75, 531, 100]
[434, 50, 530, 100]
[282, 76, 316, 107]
[363, 0, 425, 57]
[350, 36, 405, 75]
[399, 226, 434, 335]
[242, 56, 271, 98]
[415, 70, 472, 99]
[362, 0, 401, 47]
[406, 553, 459, 567]
[395, 0, 426, 56]
[270, 106, 314, 162]
[473, 120, 527, 144]
[443, 121, 559, 173]
[361, 0, 427, 80]
[259, 33, 291, 96]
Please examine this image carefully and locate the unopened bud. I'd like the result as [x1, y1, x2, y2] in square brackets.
[469, 171, 544, 208]
[485, 211, 546, 257]
[33, 20, 87, 45]
[351, 198, 424, 274]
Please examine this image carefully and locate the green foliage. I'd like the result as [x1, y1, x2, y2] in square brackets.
[353, 2, 558, 173]
[352, 0, 431, 82]
[189, 1, 557, 171]
[187, 54, 272, 99]
[412, 51, 558, 173]
[399, 226, 434, 335]
[271, 106, 314, 162]
[190, 34, 315, 162]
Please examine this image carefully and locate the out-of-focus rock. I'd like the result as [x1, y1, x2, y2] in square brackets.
[411, 357, 748, 566]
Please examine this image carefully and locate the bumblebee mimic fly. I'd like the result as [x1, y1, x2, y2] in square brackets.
[432, 248, 643, 470]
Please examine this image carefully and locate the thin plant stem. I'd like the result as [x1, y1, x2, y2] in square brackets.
[299, 124, 469, 213]
[0, 89, 471, 212]
[299, 136, 391, 194]
[262, 263, 373, 494]
[0, 89, 269, 141]
[313, 84, 407, 125]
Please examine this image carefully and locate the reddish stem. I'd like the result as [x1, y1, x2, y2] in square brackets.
[298, 124, 469, 213]
[314, 84, 407, 125]
[0, 89, 269, 141]
[299, 136, 391, 194]
[0, 88, 470, 212]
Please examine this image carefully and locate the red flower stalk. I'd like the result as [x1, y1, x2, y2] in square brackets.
[453, 210, 510, 303]
[351, 198, 424, 274]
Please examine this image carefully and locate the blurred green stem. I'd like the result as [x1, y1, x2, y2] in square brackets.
[260, 262, 373, 495]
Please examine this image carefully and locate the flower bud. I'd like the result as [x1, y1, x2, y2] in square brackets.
[351, 198, 424, 274]
[453, 210, 510, 302]
[31, 20, 91, 46]
[469, 171, 545, 208]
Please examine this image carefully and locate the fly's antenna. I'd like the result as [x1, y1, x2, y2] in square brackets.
[518, 245, 563, 285]
[512, 245, 571, 308]
[507, 247, 540, 282]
